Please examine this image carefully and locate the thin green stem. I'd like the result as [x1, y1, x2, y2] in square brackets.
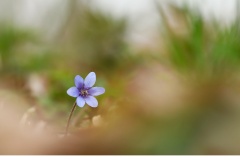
[65, 101, 77, 136]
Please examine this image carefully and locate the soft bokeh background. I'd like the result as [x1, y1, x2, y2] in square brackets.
[0, 0, 240, 155]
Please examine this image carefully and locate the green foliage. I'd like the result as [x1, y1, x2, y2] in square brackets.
[59, 4, 129, 71]
[160, 5, 240, 78]
[0, 24, 37, 70]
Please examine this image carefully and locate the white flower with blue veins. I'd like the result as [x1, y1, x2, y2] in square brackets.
[67, 72, 105, 108]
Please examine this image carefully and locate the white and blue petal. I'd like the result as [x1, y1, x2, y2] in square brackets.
[67, 87, 79, 97]
[88, 87, 105, 96]
[76, 96, 85, 107]
[84, 96, 98, 108]
[84, 72, 96, 88]
[75, 75, 84, 89]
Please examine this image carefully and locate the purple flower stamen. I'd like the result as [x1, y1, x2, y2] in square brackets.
[80, 89, 88, 97]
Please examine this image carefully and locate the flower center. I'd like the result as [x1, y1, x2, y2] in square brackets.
[80, 89, 88, 97]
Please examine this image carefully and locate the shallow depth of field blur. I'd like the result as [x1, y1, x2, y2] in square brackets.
[1, 0, 240, 155]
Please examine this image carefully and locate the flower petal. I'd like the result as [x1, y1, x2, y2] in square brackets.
[84, 72, 96, 88]
[84, 96, 98, 108]
[88, 87, 105, 96]
[67, 87, 79, 97]
[76, 96, 85, 107]
[75, 75, 84, 89]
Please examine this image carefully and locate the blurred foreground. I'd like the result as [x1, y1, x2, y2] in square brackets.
[0, 1, 240, 155]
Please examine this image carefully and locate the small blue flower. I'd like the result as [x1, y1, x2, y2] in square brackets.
[67, 72, 105, 108]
